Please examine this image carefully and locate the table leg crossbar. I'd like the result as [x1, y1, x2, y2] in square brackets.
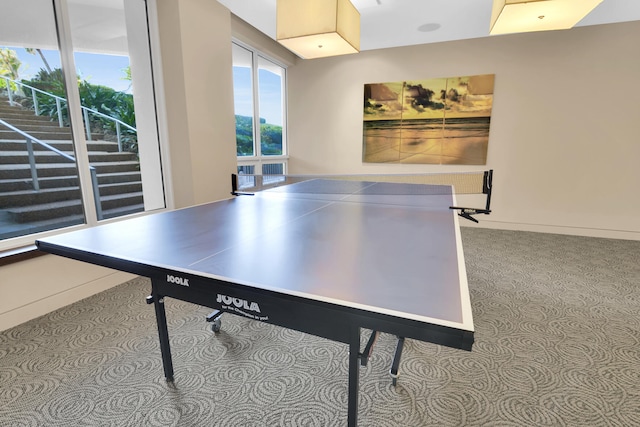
[359, 330, 406, 386]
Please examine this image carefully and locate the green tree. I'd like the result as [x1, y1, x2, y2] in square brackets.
[0, 48, 21, 92]
[235, 115, 254, 156]
[121, 65, 132, 92]
[23, 68, 138, 152]
[25, 48, 52, 73]
[77, 80, 137, 151]
[260, 123, 283, 155]
[234, 115, 283, 156]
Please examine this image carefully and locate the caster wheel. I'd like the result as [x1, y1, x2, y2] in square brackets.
[211, 318, 221, 332]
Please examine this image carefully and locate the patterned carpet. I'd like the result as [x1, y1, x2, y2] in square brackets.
[1, 228, 639, 426]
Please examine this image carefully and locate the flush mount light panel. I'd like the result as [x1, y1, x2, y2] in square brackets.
[277, 0, 360, 59]
[490, 0, 603, 35]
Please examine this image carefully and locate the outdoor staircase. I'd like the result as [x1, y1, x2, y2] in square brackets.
[0, 96, 144, 237]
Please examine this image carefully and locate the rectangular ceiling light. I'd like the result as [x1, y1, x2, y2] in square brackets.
[490, 0, 604, 35]
[277, 0, 360, 59]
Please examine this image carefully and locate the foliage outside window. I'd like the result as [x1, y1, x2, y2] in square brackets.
[8, 67, 138, 153]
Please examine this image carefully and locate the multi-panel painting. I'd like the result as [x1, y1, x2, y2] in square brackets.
[363, 74, 495, 164]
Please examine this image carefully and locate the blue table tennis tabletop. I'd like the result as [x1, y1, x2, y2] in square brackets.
[36, 178, 475, 426]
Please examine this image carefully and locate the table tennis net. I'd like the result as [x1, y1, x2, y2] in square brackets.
[231, 170, 493, 222]
[233, 170, 492, 195]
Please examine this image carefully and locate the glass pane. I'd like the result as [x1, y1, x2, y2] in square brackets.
[1, 0, 85, 241]
[262, 163, 284, 175]
[258, 56, 284, 156]
[237, 165, 255, 175]
[232, 44, 254, 156]
[67, 0, 165, 220]
[262, 163, 285, 186]
[237, 164, 255, 189]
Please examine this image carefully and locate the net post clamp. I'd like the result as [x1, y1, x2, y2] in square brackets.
[449, 206, 491, 223]
[231, 191, 255, 196]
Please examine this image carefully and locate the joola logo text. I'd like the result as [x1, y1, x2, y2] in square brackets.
[216, 294, 261, 313]
[166, 274, 189, 286]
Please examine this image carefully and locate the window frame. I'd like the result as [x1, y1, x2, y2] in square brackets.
[232, 39, 288, 176]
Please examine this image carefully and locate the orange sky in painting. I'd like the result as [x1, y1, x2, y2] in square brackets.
[364, 74, 495, 121]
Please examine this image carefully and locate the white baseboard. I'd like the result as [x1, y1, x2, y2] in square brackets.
[467, 220, 640, 241]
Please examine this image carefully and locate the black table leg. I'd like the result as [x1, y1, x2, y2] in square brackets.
[390, 336, 405, 386]
[348, 326, 360, 427]
[148, 291, 174, 381]
[360, 330, 379, 366]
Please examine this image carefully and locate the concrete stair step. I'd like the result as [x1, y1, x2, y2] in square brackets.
[0, 210, 85, 241]
[0, 202, 146, 240]
[98, 181, 143, 196]
[0, 186, 82, 208]
[92, 161, 140, 174]
[0, 106, 57, 122]
[89, 141, 122, 152]
[0, 175, 79, 192]
[93, 152, 139, 163]
[97, 171, 142, 184]
[0, 163, 78, 180]
[0, 181, 143, 207]
[0, 139, 122, 153]
[7, 199, 84, 222]
[0, 129, 72, 140]
[0, 122, 69, 132]
[0, 172, 141, 192]
[0, 129, 106, 140]
[6, 191, 144, 223]
[0, 117, 62, 127]
[100, 191, 144, 211]
[0, 151, 138, 164]
[0, 161, 140, 179]
[0, 99, 54, 115]
[102, 203, 145, 220]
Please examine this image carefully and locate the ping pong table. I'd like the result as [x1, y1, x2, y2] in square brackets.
[36, 175, 483, 426]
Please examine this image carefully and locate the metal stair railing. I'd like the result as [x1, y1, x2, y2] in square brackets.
[0, 118, 103, 220]
[2, 76, 136, 152]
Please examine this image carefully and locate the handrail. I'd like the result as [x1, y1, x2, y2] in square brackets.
[0, 118, 103, 220]
[2, 76, 136, 151]
[0, 118, 75, 161]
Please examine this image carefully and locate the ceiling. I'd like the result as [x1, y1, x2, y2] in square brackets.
[2, 0, 639, 57]
[1, 0, 128, 54]
[217, 0, 640, 53]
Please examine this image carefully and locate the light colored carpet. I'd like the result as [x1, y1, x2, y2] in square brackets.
[1, 228, 639, 426]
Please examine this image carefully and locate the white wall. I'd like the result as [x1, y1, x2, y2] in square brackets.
[0, 255, 135, 330]
[156, 0, 238, 208]
[287, 21, 640, 240]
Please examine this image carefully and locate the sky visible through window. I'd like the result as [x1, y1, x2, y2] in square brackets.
[233, 66, 282, 127]
[258, 69, 282, 126]
[8, 47, 131, 93]
[10, 46, 282, 127]
[9, 47, 283, 126]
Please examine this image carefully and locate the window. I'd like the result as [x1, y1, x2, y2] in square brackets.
[231, 42, 287, 180]
[0, 0, 165, 248]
